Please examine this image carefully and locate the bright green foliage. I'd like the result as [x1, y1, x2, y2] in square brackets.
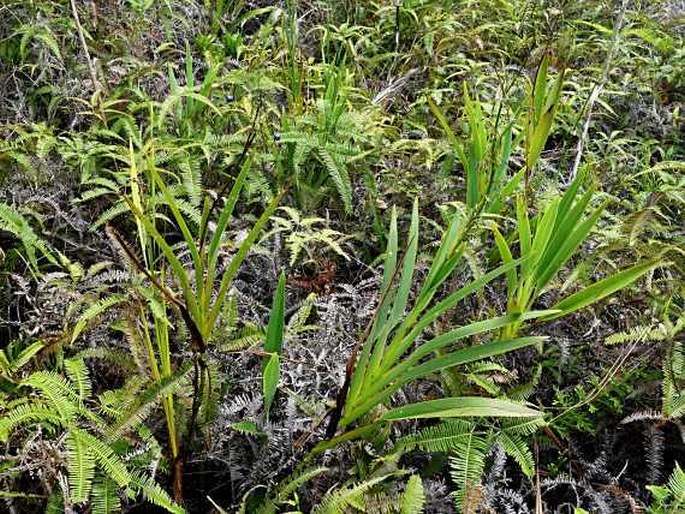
[0, 202, 58, 274]
[312, 473, 399, 514]
[491, 170, 661, 337]
[338, 200, 549, 430]
[262, 271, 286, 418]
[0, 0, 682, 511]
[266, 207, 352, 266]
[525, 54, 566, 177]
[648, 464, 685, 513]
[0, 358, 182, 512]
[400, 475, 425, 514]
[395, 417, 542, 510]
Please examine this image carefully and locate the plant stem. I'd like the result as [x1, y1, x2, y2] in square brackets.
[69, 0, 102, 93]
[569, 0, 629, 182]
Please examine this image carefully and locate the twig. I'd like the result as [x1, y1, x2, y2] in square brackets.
[568, 0, 630, 182]
[69, 0, 102, 92]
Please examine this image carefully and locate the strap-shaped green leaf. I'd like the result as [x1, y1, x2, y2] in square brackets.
[382, 397, 542, 421]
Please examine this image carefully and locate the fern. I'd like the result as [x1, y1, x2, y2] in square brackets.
[0, 202, 58, 273]
[666, 463, 685, 509]
[275, 466, 329, 502]
[107, 363, 192, 439]
[400, 475, 425, 514]
[0, 403, 62, 441]
[21, 370, 80, 419]
[318, 146, 353, 213]
[448, 429, 489, 511]
[496, 431, 535, 478]
[66, 429, 97, 503]
[312, 474, 396, 514]
[71, 428, 132, 487]
[92, 476, 121, 514]
[395, 420, 476, 453]
[70, 294, 127, 344]
[65, 358, 93, 401]
[128, 470, 184, 514]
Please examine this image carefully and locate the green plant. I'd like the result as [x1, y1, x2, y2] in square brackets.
[275, 64, 388, 214]
[265, 206, 352, 266]
[262, 271, 285, 419]
[490, 170, 661, 338]
[107, 157, 279, 501]
[0, 353, 184, 513]
[648, 463, 685, 513]
[323, 200, 549, 444]
[394, 417, 541, 511]
[0, 202, 59, 275]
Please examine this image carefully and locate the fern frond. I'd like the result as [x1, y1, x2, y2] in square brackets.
[605, 324, 658, 345]
[395, 420, 476, 454]
[108, 363, 192, 439]
[0, 202, 58, 272]
[497, 431, 535, 478]
[92, 201, 131, 230]
[500, 416, 546, 436]
[0, 403, 62, 441]
[92, 475, 121, 514]
[70, 294, 127, 344]
[286, 293, 318, 335]
[312, 474, 396, 514]
[71, 428, 131, 487]
[667, 463, 685, 509]
[66, 429, 97, 503]
[400, 475, 425, 514]
[276, 466, 329, 501]
[448, 429, 489, 511]
[318, 147, 353, 213]
[21, 371, 80, 419]
[65, 358, 92, 401]
[128, 470, 184, 514]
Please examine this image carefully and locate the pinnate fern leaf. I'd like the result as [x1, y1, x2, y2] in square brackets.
[400, 475, 425, 514]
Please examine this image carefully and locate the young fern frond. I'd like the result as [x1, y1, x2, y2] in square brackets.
[274, 466, 329, 503]
[666, 464, 685, 509]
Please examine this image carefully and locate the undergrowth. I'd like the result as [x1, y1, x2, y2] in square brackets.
[0, 0, 683, 512]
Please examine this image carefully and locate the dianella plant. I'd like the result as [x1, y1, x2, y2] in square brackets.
[490, 170, 662, 339]
[107, 136, 279, 501]
[323, 200, 552, 446]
